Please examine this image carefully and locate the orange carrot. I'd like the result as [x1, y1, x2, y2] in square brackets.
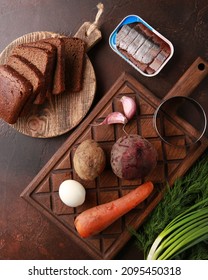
[74, 181, 154, 238]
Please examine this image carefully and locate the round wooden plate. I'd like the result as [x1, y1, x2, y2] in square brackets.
[0, 31, 96, 138]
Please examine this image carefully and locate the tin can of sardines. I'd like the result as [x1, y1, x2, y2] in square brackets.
[109, 15, 174, 77]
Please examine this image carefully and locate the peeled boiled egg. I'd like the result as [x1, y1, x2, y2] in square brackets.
[59, 179, 86, 207]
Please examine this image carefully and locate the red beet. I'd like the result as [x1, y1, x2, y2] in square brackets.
[110, 134, 157, 180]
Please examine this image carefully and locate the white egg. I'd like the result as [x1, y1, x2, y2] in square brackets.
[59, 179, 86, 207]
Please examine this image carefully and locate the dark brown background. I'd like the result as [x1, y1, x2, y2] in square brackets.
[0, 0, 208, 260]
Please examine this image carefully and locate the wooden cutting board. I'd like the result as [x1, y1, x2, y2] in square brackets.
[21, 57, 208, 259]
[0, 31, 96, 138]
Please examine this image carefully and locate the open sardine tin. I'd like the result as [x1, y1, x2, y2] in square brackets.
[109, 15, 174, 77]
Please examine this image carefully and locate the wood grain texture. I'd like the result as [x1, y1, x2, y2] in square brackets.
[0, 31, 96, 138]
[164, 57, 208, 100]
[21, 63, 208, 259]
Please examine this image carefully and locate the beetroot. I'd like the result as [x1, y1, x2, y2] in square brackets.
[110, 134, 157, 180]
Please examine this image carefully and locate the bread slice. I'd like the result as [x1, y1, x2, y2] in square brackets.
[41, 37, 66, 95]
[7, 54, 45, 106]
[24, 38, 65, 94]
[0, 65, 33, 124]
[63, 37, 86, 92]
[22, 41, 57, 96]
[11, 45, 55, 104]
[23, 41, 56, 53]
[26, 38, 66, 95]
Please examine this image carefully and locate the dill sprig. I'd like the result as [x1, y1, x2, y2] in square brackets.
[132, 150, 208, 259]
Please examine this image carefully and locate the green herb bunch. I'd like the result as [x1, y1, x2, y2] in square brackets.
[132, 151, 208, 260]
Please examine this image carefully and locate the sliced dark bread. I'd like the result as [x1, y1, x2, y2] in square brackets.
[0, 65, 33, 124]
[41, 37, 65, 95]
[7, 54, 45, 109]
[11, 45, 55, 104]
[63, 37, 86, 92]
[23, 41, 56, 53]
[24, 38, 65, 94]
[22, 41, 57, 95]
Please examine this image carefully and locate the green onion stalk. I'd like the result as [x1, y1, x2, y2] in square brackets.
[146, 198, 208, 260]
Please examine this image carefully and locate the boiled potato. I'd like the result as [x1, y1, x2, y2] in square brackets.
[73, 139, 106, 181]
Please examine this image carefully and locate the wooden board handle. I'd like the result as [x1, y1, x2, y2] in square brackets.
[74, 3, 103, 51]
[164, 57, 208, 100]
[74, 22, 102, 51]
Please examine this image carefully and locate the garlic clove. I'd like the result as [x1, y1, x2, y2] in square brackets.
[120, 96, 137, 120]
[92, 112, 128, 126]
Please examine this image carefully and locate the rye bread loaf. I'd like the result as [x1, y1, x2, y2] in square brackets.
[63, 37, 86, 92]
[0, 65, 33, 124]
[11, 45, 55, 104]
